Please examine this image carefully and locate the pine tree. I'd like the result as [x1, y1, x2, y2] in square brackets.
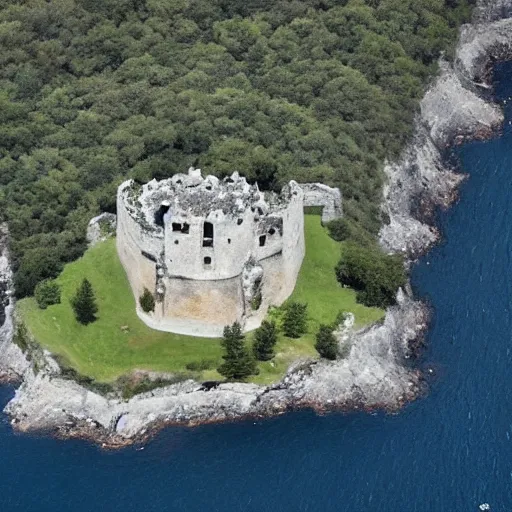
[282, 302, 308, 338]
[315, 325, 338, 360]
[71, 278, 98, 325]
[218, 322, 258, 380]
[253, 320, 278, 361]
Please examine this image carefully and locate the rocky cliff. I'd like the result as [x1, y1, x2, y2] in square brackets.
[0, 0, 511, 447]
[0, 226, 30, 383]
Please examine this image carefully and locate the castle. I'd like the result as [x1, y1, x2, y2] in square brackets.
[116, 168, 342, 337]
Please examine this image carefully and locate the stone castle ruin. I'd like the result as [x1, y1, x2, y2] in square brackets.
[117, 168, 342, 337]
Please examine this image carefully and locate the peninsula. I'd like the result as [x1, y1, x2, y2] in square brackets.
[0, 0, 510, 447]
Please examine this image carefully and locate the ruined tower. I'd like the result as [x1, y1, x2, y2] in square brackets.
[116, 168, 341, 337]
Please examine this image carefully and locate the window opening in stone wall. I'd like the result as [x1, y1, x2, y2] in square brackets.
[204, 256, 212, 265]
[259, 235, 266, 247]
[268, 228, 275, 235]
[181, 223, 190, 234]
[172, 223, 182, 232]
[228, 238, 231, 244]
[154, 204, 170, 227]
[203, 222, 214, 247]
[237, 218, 243, 225]
[174, 240, 179, 245]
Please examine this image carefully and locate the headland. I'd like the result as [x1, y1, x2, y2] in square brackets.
[0, 0, 511, 447]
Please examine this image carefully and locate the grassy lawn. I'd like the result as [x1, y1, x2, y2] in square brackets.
[251, 214, 384, 384]
[17, 214, 384, 386]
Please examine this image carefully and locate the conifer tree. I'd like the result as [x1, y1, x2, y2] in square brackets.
[71, 278, 98, 325]
[218, 322, 257, 380]
[253, 320, 278, 361]
[315, 325, 338, 360]
[282, 302, 308, 338]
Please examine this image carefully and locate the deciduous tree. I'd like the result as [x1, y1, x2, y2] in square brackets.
[34, 279, 61, 309]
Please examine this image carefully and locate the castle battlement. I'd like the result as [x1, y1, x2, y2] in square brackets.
[116, 168, 340, 337]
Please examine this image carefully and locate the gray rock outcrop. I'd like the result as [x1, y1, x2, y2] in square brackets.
[86, 212, 117, 247]
[0, 226, 30, 382]
[380, 1, 509, 256]
[4, 292, 425, 441]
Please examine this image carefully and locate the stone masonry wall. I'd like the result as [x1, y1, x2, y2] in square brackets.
[299, 183, 343, 223]
[115, 177, 327, 337]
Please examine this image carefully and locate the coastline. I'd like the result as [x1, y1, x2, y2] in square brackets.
[0, 0, 510, 448]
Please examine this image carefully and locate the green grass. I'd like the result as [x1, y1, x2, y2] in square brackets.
[18, 214, 384, 386]
[17, 240, 223, 382]
[251, 215, 384, 385]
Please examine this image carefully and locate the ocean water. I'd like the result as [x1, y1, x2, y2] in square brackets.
[2, 63, 512, 512]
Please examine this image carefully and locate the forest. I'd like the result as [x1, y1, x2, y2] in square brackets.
[0, 0, 475, 296]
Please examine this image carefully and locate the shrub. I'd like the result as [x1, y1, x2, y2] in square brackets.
[12, 323, 30, 353]
[218, 322, 258, 380]
[71, 278, 98, 325]
[34, 279, 61, 309]
[139, 287, 155, 313]
[282, 302, 308, 338]
[335, 242, 406, 309]
[253, 320, 278, 361]
[14, 247, 64, 298]
[326, 218, 375, 247]
[250, 277, 263, 310]
[119, 375, 190, 400]
[251, 290, 262, 310]
[185, 359, 216, 371]
[315, 325, 338, 360]
[52, 354, 114, 395]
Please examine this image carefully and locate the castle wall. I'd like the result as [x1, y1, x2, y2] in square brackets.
[164, 208, 257, 280]
[115, 176, 330, 338]
[150, 275, 244, 337]
[244, 184, 305, 331]
[252, 221, 283, 261]
[281, 184, 306, 299]
[299, 183, 343, 223]
[244, 252, 287, 332]
[116, 183, 163, 303]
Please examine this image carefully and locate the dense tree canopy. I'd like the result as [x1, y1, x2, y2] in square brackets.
[335, 241, 407, 308]
[0, 0, 474, 295]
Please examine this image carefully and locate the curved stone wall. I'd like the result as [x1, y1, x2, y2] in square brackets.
[116, 174, 336, 337]
[116, 184, 163, 306]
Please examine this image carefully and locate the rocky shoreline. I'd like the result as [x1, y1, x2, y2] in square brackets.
[0, 0, 511, 448]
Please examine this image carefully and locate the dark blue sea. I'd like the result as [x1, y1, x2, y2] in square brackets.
[2, 63, 512, 512]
